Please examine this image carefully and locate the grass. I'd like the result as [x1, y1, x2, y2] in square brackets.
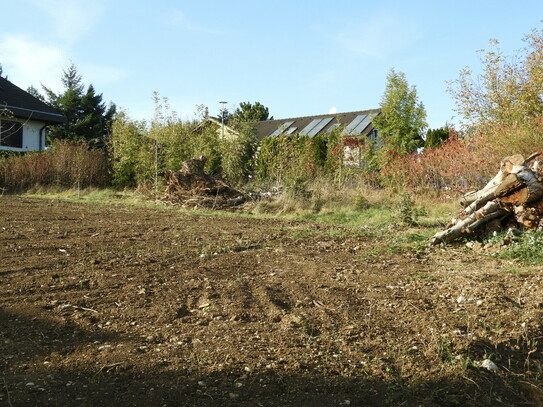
[21, 185, 147, 205]
[494, 230, 543, 265]
[12, 183, 455, 252]
[8, 178, 465, 257]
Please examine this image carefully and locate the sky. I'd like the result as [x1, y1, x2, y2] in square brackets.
[1, 0, 542, 129]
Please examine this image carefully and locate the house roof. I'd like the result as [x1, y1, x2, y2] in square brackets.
[0, 77, 66, 124]
[251, 108, 381, 140]
[192, 116, 239, 136]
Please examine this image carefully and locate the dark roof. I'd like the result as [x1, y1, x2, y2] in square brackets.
[0, 77, 66, 124]
[251, 108, 381, 140]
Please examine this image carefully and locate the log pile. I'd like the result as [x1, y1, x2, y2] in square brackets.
[430, 152, 543, 245]
[162, 156, 246, 209]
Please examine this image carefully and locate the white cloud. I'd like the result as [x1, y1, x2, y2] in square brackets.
[336, 11, 422, 59]
[0, 34, 66, 91]
[0, 34, 126, 94]
[28, 0, 105, 43]
[328, 106, 337, 114]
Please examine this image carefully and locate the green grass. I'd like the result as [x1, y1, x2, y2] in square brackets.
[22, 186, 145, 205]
[300, 206, 396, 227]
[495, 230, 543, 265]
[15, 186, 448, 245]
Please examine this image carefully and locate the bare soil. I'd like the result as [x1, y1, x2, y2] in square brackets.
[1, 195, 543, 406]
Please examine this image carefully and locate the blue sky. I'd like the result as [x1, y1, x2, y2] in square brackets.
[1, 1, 542, 129]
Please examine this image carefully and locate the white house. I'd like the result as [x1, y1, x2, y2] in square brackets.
[0, 77, 65, 152]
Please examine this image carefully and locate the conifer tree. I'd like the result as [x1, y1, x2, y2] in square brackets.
[43, 64, 116, 143]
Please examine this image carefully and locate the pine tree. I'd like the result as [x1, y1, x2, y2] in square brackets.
[229, 101, 272, 129]
[26, 85, 45, 102]
[43, 64, 116, 143]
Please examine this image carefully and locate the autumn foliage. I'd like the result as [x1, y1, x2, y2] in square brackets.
[0, 141, 108, 191]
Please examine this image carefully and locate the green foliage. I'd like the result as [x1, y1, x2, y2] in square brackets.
[425, 126, 450, 149]
[42, 64, 116, 143]
[446, 27, 543, 165]
[395, 192, 426, 226]
[26, 85, 45, 102]
[497, 231, 543, 264]
[109, 94, 257, 189]
[229, 101, 271, 128]
[372, 68, 427, 156]
[449, 29, 543, 130]
[220, 122, 259, 184]
[255, 128, 346, 195]
[109, 110, 147, 188]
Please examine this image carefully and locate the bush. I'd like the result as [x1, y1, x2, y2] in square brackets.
[255, 129, 346, 194]
[108, 106, 223, 190]
[0, 140, 109, 191]
[378, 134, 498, 196]
[219, 123, 259, 185]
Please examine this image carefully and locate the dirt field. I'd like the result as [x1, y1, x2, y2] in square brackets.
[1, 195, 543, 406]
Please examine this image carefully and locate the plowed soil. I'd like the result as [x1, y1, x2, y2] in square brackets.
[1, 196, 543, 406]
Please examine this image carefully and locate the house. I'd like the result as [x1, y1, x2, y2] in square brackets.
[251, 108, 381, 141]
[192, 116, 239, 140]
[0, 76, 66, 152]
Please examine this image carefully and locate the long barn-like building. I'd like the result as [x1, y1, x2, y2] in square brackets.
[251, 108, 381, 141]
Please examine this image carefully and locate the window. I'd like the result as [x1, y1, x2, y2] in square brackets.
[0, 120, 23, 148]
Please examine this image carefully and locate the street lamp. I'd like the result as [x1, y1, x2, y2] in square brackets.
[219, 101, 227, 140]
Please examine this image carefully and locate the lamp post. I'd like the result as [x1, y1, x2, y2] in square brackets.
[219, 101, 227, 140]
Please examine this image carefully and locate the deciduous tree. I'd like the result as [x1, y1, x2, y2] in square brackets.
[372, 69, 427, 155]
[449, 28, 543, 130]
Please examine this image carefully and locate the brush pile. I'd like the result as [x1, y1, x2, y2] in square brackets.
[430, 152, 543, 245]
[162, 156, 246, 209]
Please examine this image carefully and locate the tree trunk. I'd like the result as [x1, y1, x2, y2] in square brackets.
[430, 201, 507, 246]
[430, 153, 543, 245]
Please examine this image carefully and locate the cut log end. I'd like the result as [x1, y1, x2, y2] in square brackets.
[430, 153, 543, 245]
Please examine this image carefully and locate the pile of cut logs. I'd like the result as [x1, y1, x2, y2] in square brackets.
[430, 152, 543, 245]
[162, 156, 246, 209]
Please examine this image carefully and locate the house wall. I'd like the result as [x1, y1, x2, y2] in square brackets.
[0, 117, 45, 152]
[214, 126, 238, 140]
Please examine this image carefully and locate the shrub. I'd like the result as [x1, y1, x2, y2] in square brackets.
[379, 133, 498, 196]
[0, 140, 108, 191]
[108, 105, 223, 190]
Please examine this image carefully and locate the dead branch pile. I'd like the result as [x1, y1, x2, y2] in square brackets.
[430, 152, 543, 245]
[162, 156, 246, 209]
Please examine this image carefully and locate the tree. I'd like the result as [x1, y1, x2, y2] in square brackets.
[372, 68, 427, 155]
[425, 126, 450, 149]
[43, 64, 116, 143]
[228, 101, 272, 128]
[195, 104, 209, 120]
[449, 29, 543, 130]
[0, 63, 5, 78]
[26, 85, 45, 102]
